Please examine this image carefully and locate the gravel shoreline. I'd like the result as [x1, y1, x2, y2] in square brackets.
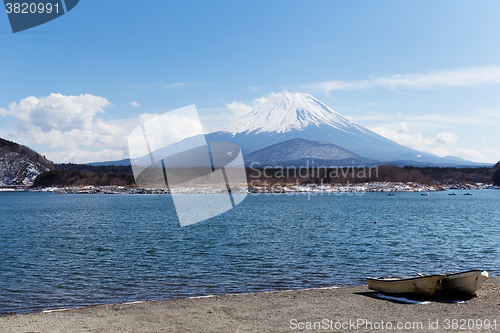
[1, 277, 498, 332]
[20, 182, 499, 194]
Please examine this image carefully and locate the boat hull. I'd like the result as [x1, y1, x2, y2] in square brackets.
[440, 270, 489, 295]
[367, 275, 446, 296]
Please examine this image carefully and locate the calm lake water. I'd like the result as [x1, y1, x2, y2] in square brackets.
[0, 190, 499, 315]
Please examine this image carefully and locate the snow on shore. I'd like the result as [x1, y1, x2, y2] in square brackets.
[25, 181, 451, 195]
[249, 182, 442, 193]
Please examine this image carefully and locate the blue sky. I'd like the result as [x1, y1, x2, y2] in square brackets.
[1, 0, 500, 163]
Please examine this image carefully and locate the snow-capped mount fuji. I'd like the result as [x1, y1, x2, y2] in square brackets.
[206, 92, 466, 165]
[220, 92, 365, 135]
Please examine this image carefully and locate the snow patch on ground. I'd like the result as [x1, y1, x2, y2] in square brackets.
[28, 182, 445, 194]
[250, 181, 442, 193]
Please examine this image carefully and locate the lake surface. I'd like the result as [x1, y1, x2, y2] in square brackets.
[1, 190, 499, 315]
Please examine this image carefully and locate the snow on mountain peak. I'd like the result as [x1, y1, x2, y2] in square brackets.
[220, 92, 362, 135]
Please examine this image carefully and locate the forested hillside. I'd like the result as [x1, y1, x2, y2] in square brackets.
[0, 138, 53, 186]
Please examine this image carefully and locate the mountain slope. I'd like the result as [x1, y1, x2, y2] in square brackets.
[244, 138, 374, 167]
[0, 138, 53, 186]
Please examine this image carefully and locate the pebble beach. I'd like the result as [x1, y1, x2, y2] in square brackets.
[1, 277, 498, 332]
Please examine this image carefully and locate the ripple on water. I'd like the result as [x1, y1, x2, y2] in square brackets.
[0, 190, 499, 315]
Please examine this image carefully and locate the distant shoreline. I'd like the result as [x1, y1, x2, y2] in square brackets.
[18, 181, 499, 194]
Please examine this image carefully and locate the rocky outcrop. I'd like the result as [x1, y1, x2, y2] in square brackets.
[0, 138, 53, 187]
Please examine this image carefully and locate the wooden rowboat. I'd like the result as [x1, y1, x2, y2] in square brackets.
[439, 270, 489, 295]
[367, 274, 446, 296]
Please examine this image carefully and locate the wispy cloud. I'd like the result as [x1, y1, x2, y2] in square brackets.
[371, 122, 491, 162]
[354, 112, 494, 127]
[130, 82, 206, 89]
[164, 82, 189, 89]
[372, 122, 459, 157]
[130, 101, 140, 107]
[454, 148, 487, 161]
[129, 82, 164, 89]
[46, 149, 127, 164]
[303, 66, 500, 93]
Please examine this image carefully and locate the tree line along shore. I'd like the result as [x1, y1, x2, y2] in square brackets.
[29, 162, 500, 190]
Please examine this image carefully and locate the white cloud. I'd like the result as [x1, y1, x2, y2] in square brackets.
[226, 101, 254, 118]
[137, 112, 204, 151]
[226, 92, 285, 118]
[46, 149, 127, 164]
[139, 113, 159, 124]
[131, 82, 206, 90]
[128, 105, 206, 160]
[248, 85, 265, 92]
[130, 101, 141, 107]
[372, 122, 459, 157]
[483, 148, 499, 154]
[3, 93, 111, 132]
[164, 82, 189, 89]
[197, 108, 234, 132]
[477, 108, 500, 119]
[2, 96, 210, 163]
[453, 148, 487, 161]
[1, 93, 129, 163]
[352, 112, 398, 122]
[375, 113, 487, 125]
[479, 149, 500, 163]
[304, 66, 500, 94]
